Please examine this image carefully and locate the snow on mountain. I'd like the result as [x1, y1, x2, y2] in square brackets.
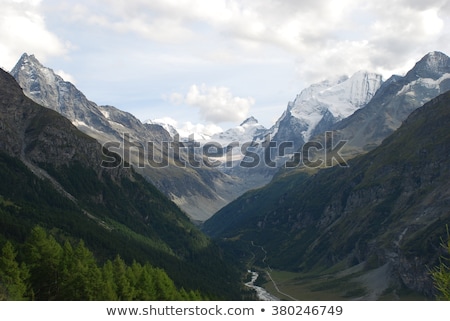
[147, 116, 269, 147]
[145, 118, 224, 142]
[328, 51, 450, 155]
[405, 51, 450, 80]
[281, 70, 383, 142]
[211, 116, 268, 145]
[396, 51, 450, 104]
[145, 118, 180, 138]
[397, 73, 450, 99]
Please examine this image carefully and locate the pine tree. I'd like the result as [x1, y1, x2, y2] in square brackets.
[112, 255, 134, 300]
[133, 263, 158, 300]
[25, 226, 63, 300]
[59, 240, 102, 300]
[100, 260, 118, 300]
[153, 267, 180, 300]
[0, 241, 29, 300]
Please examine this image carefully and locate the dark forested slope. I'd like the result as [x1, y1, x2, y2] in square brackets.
[0, 68, 241, 300]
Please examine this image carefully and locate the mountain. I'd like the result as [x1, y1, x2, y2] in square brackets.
[230, 52, 450, 192]
[271, 71, 383, 152]
[146, 119, 180, 138]
[207, 71, 383, 192]
[203, 89, 450, 299]
[211, 116, 268, 145]
[327, 51, 450, 157]
[10, 53, 244, 222]
[207, 116, 270, 169]
[0, 68, 242, 299]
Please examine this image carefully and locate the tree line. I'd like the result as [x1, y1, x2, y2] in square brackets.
[0, 226, 206, 301]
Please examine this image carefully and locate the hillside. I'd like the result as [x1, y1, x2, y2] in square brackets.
[204, 90, 450, 299]
[11, 53, 245, 222]
[0, 68, 242, 300]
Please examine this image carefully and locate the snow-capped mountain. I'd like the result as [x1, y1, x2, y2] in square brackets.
[11, 54, 117, 142]
[211, 116, 268, 145]
[271, 70, 383, 151]
[10, 51, 450, 221]
[330, 51, 450, 156]
[145, 119, 180, 138]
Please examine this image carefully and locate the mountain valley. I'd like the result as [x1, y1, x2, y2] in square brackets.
[0, 68, 243, 300]
[1, 51, 450, 301]
[204, 81, 450, 300]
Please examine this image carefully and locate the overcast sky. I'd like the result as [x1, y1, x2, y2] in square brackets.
[1, 0, 450, 133]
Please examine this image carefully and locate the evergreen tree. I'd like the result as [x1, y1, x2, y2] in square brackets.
[133, 263, 158, 300]
[112, 255, 134, 300]
[58, 240, 102, 300]
[153, 267, 180, 300]
[1, 225, 209, 301]
[100, 260, 118, 300]
[25, 226, 63, 300]
[0, 241, 29, 300]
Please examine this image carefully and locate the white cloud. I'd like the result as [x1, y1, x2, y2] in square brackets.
[176, 121, 223, 139]
[170, 84, 255, 123]
[4, 0, 449, 129]
[0, 0, 69, 70]
[152, 116, 179, 128]
[64, 0, 450, 84]
[55, 69, 76, 84]
[152, 117, 223, 139]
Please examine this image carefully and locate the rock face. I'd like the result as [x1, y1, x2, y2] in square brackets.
[272, 71, 383, 150]
[329, 51, 450, 156]
[0, 68, 242, 299]
[10, 53, 244, 222]
[1, 63, 100, 168]
[204, 90, 450, 299]
[211, 71, 384, 191]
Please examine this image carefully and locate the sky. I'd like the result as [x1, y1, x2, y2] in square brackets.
[1, 0, 450, 134]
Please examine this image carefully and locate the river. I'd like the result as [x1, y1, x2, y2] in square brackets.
[244, 270, 280, 301]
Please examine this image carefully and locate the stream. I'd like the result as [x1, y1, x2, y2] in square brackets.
[245, 270, 280, 301]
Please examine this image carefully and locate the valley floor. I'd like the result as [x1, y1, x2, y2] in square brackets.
[258, 268, 429, 301]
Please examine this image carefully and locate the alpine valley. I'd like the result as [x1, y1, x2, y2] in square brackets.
[204, 52, 450, 300]
[0, 51, 449, 300]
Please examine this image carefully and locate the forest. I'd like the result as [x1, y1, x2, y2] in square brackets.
[0, 226, 206, 300]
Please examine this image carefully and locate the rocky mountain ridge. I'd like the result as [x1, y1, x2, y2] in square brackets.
[10, 53, 245, 222]
[328, 51, 450, 157]
[0, 67, 241, 298]
[10, 51, 450, 223]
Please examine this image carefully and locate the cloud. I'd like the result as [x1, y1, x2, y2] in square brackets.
[63, 0, 450, 84]
[0, 0, 69, 70]
[152, 117, 223, 138]
[170, 84, 255, 123]
[176, 122, 223, 138]
[7, 0, 448, 127]
[55, 69, 76, 84]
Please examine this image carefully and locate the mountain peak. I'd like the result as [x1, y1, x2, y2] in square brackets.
[279, 69, 383, 143]
[12, 53, 43, 72]
[406, 51, 450, 80]
[240, 116, 258, 126]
